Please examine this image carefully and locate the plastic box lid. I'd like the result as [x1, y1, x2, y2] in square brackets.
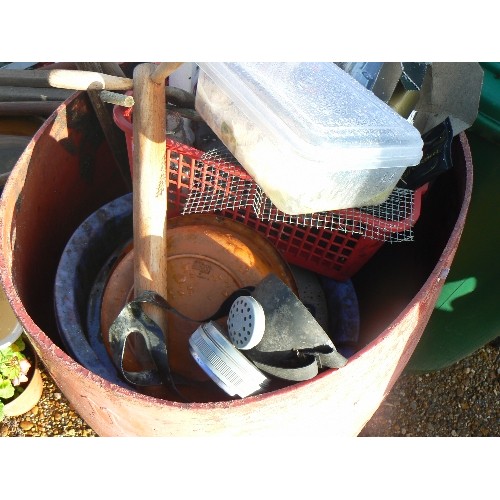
[197, 62, 423, 170]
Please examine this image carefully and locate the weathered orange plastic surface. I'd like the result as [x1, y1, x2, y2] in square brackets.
[0, 92, 472, 436]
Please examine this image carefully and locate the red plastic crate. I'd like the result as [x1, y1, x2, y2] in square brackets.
[113, 104, 426, 281]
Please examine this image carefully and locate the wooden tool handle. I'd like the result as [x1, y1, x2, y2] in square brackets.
[150, 62, 183, 85]
[0, 69, 133, 91]
[132, 63, 169, 336]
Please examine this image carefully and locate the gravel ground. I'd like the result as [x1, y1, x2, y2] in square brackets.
[1, 340, 498, 437]
[360, 340, 500, 437]
[1, 366, 98, 437]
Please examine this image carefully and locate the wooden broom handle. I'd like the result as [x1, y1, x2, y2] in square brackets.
[0, 68, 133, 91]
[150, 62, 183, 85]
[0, 63, 184, 91]
[132, 62, 169, 335]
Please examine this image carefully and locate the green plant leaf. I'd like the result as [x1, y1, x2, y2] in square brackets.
[14, 337, 26, 351]
[0, 378, 15, 399]
[0, 401, 4, 422]
[1, 337, 25, 355]
[1, 342, 25, 382]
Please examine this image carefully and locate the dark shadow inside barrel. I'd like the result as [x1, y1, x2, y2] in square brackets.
[4, 93, 130, 349]
[353, 138, 466, 348]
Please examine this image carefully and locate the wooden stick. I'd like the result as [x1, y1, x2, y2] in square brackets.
[150, 62, 183, 85]
[75, 62, 132, 191]
[0, 69, 133, 91]
[132, 62, 169, 336]
[0, 86, 74, 102]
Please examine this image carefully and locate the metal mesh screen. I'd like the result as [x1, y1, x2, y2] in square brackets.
[181, 147, 418, 243]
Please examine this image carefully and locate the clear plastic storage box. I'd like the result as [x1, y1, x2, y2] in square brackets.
[195, 62, 424, 214]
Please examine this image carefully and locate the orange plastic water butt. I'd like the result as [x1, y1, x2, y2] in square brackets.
[0, 91, 472, 436]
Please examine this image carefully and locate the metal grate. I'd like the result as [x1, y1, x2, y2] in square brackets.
[182, 147, 418, 243]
